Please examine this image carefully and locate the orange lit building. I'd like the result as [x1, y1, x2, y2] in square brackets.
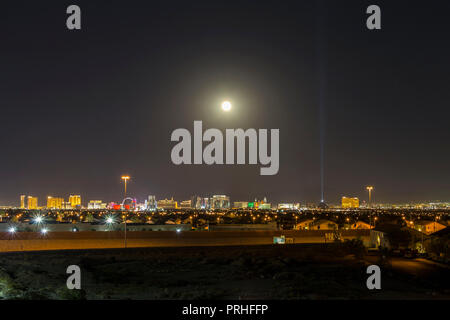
[20, 195, 26, 209]
[342, 197, 359, 208]
[27, 196, 38, 209]
[47, 196, 64, 209]
[413, 221, 446, 235]
[69, 195, 81, 208]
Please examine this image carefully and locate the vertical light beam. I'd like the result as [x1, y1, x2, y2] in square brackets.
[316, 0, 328, 203]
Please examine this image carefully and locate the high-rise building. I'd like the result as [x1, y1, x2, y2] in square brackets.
[342, 197, 359, 208]
[179, 200, 192, 209]
[201, 197, 211, 209]
[233, 201, 248, 209]
[157, 197, 178, 209]
[277, 203, 299, 210]
[62, 202, 72, 209]
[211, 195, 230, 209]
[27, 196, 38, 209]
[69, 195, 81, 208]
[252, 197, 271, 209]
[259, 203, 272, 210]
[87, 200, 107, 209]
[20, 195, 26, 209]
[147, 195, 157, 210]
[191, 195, 202, 209]
[47, 196, 64, 209]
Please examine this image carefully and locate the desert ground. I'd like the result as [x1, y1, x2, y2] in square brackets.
[0, 243, 449, 300]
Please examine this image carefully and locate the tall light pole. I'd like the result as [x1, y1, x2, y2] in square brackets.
[121, 175, 130, 198]
[121, 175, 130, 249]
[366, 186, 374, 208]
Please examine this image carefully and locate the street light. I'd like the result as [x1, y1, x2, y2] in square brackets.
[120, 176, 130, 249]
[121, 175, 130, 198]
[33, 215, 44, 225]
[366, 186, 374, 208]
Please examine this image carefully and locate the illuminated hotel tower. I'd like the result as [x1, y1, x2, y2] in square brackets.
[69, 195, 82, 208]
[47, 196, 64, 209]
[20, 195, 26, 209]
[341, 197, 360, 208]
[27, 196, 38, 209]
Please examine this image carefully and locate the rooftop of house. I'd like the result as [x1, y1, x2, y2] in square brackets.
[429, 226, 450, 238]
[414, 220, 446, 226]
[374, 223, 425, 237]
[313, 219, 338, 225]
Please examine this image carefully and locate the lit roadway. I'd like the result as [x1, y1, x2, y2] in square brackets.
[364, 255, 450, 277]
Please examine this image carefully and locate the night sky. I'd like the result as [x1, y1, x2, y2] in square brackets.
[1, 0, 449, 206]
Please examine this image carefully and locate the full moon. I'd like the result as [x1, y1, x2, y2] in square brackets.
[221, 101, 232, 112]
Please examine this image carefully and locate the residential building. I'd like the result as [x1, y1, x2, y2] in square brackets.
[414, 221, 446, 235]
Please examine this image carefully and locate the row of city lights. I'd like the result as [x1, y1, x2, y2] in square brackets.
[7, 214, 114, 235]
[7, 213, 185, 235]
[8, 226, 48, 234]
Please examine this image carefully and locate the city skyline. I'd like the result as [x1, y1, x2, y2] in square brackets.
[3, 172, 450, 208]
[8, 187, 450, 209]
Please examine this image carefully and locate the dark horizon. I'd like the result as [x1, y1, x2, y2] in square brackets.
[1, 0, 450, 206]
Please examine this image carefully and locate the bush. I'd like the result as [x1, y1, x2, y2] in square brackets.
[342, 239, 366, 259]
[0, 268, 15, 298]
[55, 287, 87, 300]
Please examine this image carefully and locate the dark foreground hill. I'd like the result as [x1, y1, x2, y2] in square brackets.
[0, 243, 449, 299]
